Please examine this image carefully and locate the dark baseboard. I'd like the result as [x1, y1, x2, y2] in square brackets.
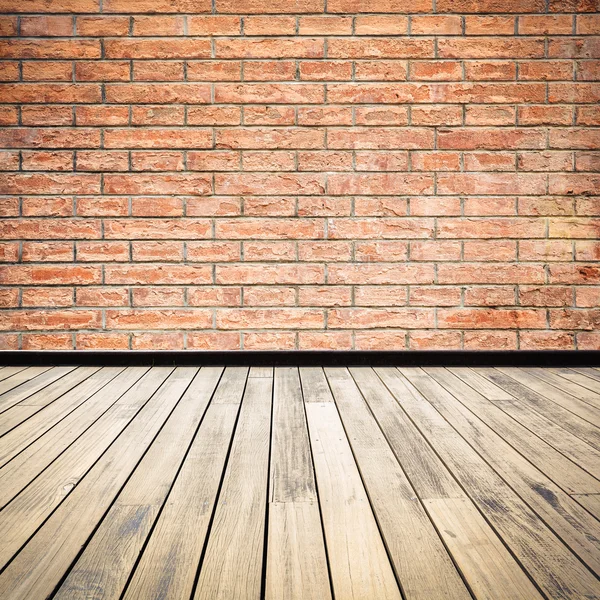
[1, 350, 599, 367]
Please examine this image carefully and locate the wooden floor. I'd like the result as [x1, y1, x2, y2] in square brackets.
[0, 365, 598, 599]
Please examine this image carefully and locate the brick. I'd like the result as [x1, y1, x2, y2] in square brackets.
[244, 61, 296, 81]
[215, 38, 323, 59]
[463, 241, 516, 261]
[0, 40, 100, 59]
[298, 332, 353, 350]
[105, 264, 212, 285]
[438, 217, 545, 238]
[464, 286, 515, 306]
[355, 16, 408, 35]
[328, 38, 434, 59]
[298, 106, 352, 125]
[438, 38, 544, 59]
[23, 61, 73, 82]
[22, 334, 73, 350]
[76, 334, 129, 350]
[131, 241, 183, 261]
[132, 333, 185, 350]
[77, 241, 129, 262]
[133, 16, 185, 36]
[243, 332, 295, 350]
[105, 309, 212, 330]
[438, 308, 546, 329]
[217, 0, 322, 12]
[105, 83, 211, 104]
[327, 0, 432, 12]
[411, 16, 462, 35]
[188, 332, 240, 350]
[22, 242, 74, 262]
[355, 241, 408, 261]
[355, 60, 408, 81]
[328, 173, 434, 195]
[104, 219, 211, 239]
[409, 287, 461, 306]
[299, 61, 352, 81]
[215, 83, 323, 104]
[465, 61, 516, 81]
[187, 61, 241, 82]
[244, 17, 296, 36]
[187, 16, 241, 35]
[216, 308, 324, 329]
[465, 16, 515, 35]
[410, 331, 463, 350]
[329, 308, 434, 329]
[298, 17, 352, 35]
[0, 265, 101, 285]
[438, 264, 545, 284]
[131, 196, 184, 216]
[464, 331, 517, 350]
[520, 331, 575, 350]
[216, 128, 324, 149]
[410, 61, 462, 81]
[299, 286, 352, 306]
[519, 286, 573, 307]
[243, 287, 294, 306]
[22, 287, 73, 307]
[133, 61, 184, 82]
[76, 16, 130, 36]
[518, 105, 573, 125]
[518, 61, 573, 81]
[355, 331, 407, 350]
[75, 287, 130, 308]
[0, 84, 101, 104]
[105, 129, 212, 149]
[438, 173, 547, 195]
[437, 0, 545, 12]
[327, 264, 435, 285]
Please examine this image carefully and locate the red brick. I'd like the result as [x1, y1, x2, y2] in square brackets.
[329, 308, 434, 329]
[243, 332, 296, 350]
[352, 285, 407, 307]
[409, 331, 462, 349]
[464, 331, 517, 350]
[215, 38, 323, 59]
[519, 286, 573, 307]
[327, 0, 432, 13]
[188, 332, 240, 350]
[105, 309, 213, 330]
[355, 331, 407, 350]
[355, 60, 408, 81]
[76, 334, 129, 350]
[216, 264, 324, 285]
[132, 287, 185, 307]
[438, 38, 544, 59]
[104, 219, 211, 240]
[437, 0, 545, 13]
[243, 287, 294, 306]
[298, 331, 353, 350]
[187, 16, 241, 35]
[22, 61, 73, 82]
[327, 264, 435, 285]
[298, 16, 352, 35]
[216, 308, 324, 329]
[133, 16, 185, 36]
[133, 61, 184, 82]
[437, 173, 546, 195]
[412, 16, 462, 35]
[438, 308, 546, 329]
[465, 61, 516, 81]
[217, 0, 322, 12]
[518, 61, 574, 81]
[355, 16, 408, 35]
[76, 16, 130, 36]
[410, 61, 462, 81]
[0, 40, 100, 59]
[328, 38, 434, 59]
[465, 16, 515, 35]
[132, 333, 185, 350]
[0, 265, 100, 285]
[438, 264, 545, 284]
[244, 61, 296, 81]
[22, 242, 74, 262]
[22, 334, 73, 350]
[105, 83, 211, 104]
[76, 288, 129, 306]
[464, 286, 515, 306]
[520, 331, 575, 350]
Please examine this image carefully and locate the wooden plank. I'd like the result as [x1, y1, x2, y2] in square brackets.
[526, 368, 600, 409]
[122, 368, 247, 600]
[212, 367, 248, 404]
[496, 367, 600, 425]
[0, 365, 99, 435]
[270, 367, 316, 503]
[552, 368, 600, 394]
[266, 367, 330, 600]
[376, 367, 600, 600]
[0, 368, 149, 507]
[305, 400, 402, 600]
[327, 367, 470, 600]
[0, 367, 28, 383]
[0, 366, 75, 413]
[299, 367, 333, 402]
[406, 367, 600, 576]
[0, 367, 119, 462]
[0, 367, 52, 397]
[194, 376, 272, 600]
[249, 366, 273, 378]
[352, 367, 543, 600]
[450, 367, 600, 483]
[0, 367, 174, 567]
[0, 367, 196, 600]
[475, 367, 600, 450]
[572, 494, 600, 521]
[571, 367, 600, 385]
[54, 367, 223, 600]
[428, 367, 600, 493]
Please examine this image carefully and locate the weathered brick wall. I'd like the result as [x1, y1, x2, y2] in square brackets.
[0, 0, 598, 351]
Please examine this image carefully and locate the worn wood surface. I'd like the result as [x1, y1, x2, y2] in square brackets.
[0, 365, 599, 599]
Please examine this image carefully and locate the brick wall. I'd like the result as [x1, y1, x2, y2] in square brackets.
[0, 0, 598, 351]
